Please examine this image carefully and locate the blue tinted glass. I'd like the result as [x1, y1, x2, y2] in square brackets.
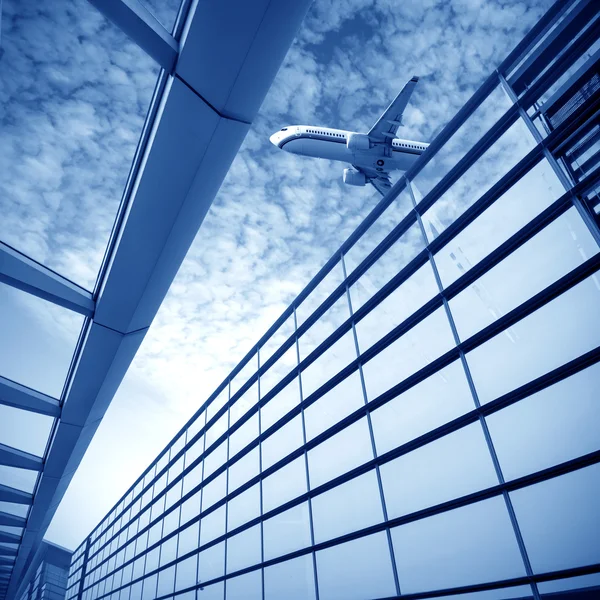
[296, 261, 344, 326]
[195, 581, 224, 599]
[140, 0, 181, 32]
[201, 472, 226, 510]
[262, 456, 307, 513]
[174, 555, 197, 592]
[487, 364, 600, 481]
[312, 470, 383, 543]
[260, 376, 301, 432]
[141, 574, 158, 600]
[156, 565, 175, 596]
[226, 524, 261, 574]
[225, 568, 262, 600]
[261, 414, 304, 470]
[197, 541, 225, 584]
[228, 447, 259, 493]
[360, 307, 455, 399]
[426, 586, 533, 600]
[300, 330, 358, 399]
[307, 418, 373, 489]
[260, 345, 298, 398]
[180, 491, 201, 526]
[203, 441, 227, 479]
[391, 496, 525, 593]
[199, 505, 225, 547]
[263, 502, 311, 561]
[304, 371, 365, 441]
[227, 483, 260, 532]
[260, 315, 295, 367]
[538, 573, 600, 595]
[159, 535, 178, 567]
[230, 382, 258, 427]
[467, 275, 600, 404]
[316, 532, 396, 600]
[264, 554, 316, 600]
[370, 360, 474, 455]
[381, 423, 498, 518]
[229, 413, 258, 458]
[510, 464, 600, 573]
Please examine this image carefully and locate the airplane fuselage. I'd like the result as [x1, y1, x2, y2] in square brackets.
[270, 125, 428, 174]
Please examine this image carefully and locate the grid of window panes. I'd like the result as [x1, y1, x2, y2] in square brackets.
[68, 1, 600, 599]
[65, 542, 87, 600]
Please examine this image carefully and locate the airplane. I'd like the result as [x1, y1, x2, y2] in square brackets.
[269, 76, 429, 195]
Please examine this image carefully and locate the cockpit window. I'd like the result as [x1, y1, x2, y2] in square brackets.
[281, 127, 288, 131]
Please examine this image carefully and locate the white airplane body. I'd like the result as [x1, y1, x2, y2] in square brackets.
[270, 76, 429, 195]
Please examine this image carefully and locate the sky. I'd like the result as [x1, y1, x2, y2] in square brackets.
[0, 0, 566, 550]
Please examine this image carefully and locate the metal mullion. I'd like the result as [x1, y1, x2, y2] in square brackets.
[192, 424, 206, 595]
[75, 538, 91, 600]
[342, 253, 402, 597]
[409, 181, 540, 600]
[222, 381, 231, 600]
[257, 348, 265, 600]
[294, 306, 320, 600]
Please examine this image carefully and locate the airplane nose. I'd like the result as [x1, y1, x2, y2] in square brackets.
[269, 132, 279, 146]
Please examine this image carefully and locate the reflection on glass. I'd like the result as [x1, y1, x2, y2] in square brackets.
[467, 275, 600, 404]
[227, 483, 260, 532]
[371, 360, 473, 455]
[316, 532, 396, 600]
[343, 186, 414, 275]
[0, 0, 159, 288]
[260, 344, 298, 398]
[262, 456, 307, 513]
[260, 376, 301, 432]
[262, 414, 304, 470]
[434, 159, 565, 290]
[304, 371, 365, 442]
[381, 423, 498, 518]
[296, 261, 344, 326]
[450, 208, 598, 341]
[391, 496, 525, 593]
[420, 118, 536, 241]
[199, 505, 225, 547]
[156, 565, 175, 596]
[260, 315, 295, 368]
[0, 404, 53, 456]
[229, 413, 258, 458]
[226, 568, 262, 600]
[228, 447, 259, 493]
[300, 330, 357, 398]
[263, 503, 311, 560]
[226, 524, 261, 573]
[264, 554, 316, 600]
[510, 464, 600, 573]
[0, 282, 84, 397]
[0, 465, 38, 494]
[538, 573, 600, 596]
[487, 363, 600, 481]
[312, 470, 383, 543]
[174, 555, 197, 592]
[230, 352, 257, 398]
[360, 307, 455, 400]
[425, 585, 533, 599]
[307, 418, 373, 489]
[413, 85, 513, 198]
[197, 541, 225, 583]
[348, 223, 425, 313]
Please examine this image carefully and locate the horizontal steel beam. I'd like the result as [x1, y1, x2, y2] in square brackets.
[0, 375, 61, 418]
[0, 547, 17, 558]
[0, 534, 19, 547]
[0, 242, 94, 317]
[0, 445, 42, 472]
[0, 484, 32, 506]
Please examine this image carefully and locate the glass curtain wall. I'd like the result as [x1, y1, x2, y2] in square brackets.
[67, 1, 600, 599]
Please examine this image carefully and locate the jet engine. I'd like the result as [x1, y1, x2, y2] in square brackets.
[346, 133, 370, 151]
[343, 168, 366, 186]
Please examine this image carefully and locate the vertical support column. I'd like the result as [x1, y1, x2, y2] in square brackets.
[75, 538, 91, 600]
[257, 349, 265, 600]
[341, 252, 402, 596]
[408, 179, 541, 600]
[222, 381, 231, 600]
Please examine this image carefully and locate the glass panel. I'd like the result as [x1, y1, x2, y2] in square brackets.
[264, 555, 316, 600]
[467, 275, 600, 404]
[450, 208, 599, 341]
[260, 314, 295, 368]
[205, 414, 227, 450]
[199, 505, 225, 547]
[300, 330, 357, 398]
[0, 282, 84, 397]
[0, 0, 158, 288]
[140, 0, 181, 33]
[180, 490, 201, 526]
[177, 521, 199, 558]
[0, 404, 53, 456]
[298, 296, 350, 361]
[174, 555, 197, 592]
[538, 573, 600, 596]
[412, 85, 513, 197]
[228, 413, 258, 458]
[201, 472, 226, 511]
[230, 352, 257, 398]
[227, 483, 260, 532]
[371, 360, 474, 455]
[434, 159, 565, 289]
[348, 222, 426, 313]
[304, 371, 364, 442]
[194, 582, 223, 600]
[343, 186, 414, 275]
[225, 569, 261, 600]
[0, 465, 38, 493]
[391, 496, 526, 593]
[263, 502, 311, 561]
[260, 344, 298, 398]
[312, 470, 383, 543]
[296, 261, 344, 326]
[307, 418, 373, 489]
[261, 414, 304, 470]
[262, 456, 307, 513]
[487, 363, 600, 481]
[360, 307, 456, 399]
[203, 441, 227, 479]
[197, 541, 225, 584]
[226, 524, 261, 573]
[420, 118, 536, 240]
[206, 388, 228, 423]
[229, 382, 258, 427]
[510, 464, 600, 573]
[381, 423, 498, 518]
[228, 447, 259, 493]
[426, 587, 533, 600]
[260, 377, 301, 432]
[315, 532, 396, 600]
[156, 565, 175, 596]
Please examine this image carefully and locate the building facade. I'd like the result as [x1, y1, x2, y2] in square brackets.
[66, 0, 600, 598]
[15, 542, 71, 600]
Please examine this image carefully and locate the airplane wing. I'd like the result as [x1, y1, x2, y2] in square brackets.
[353, 165, 393, 196]
[367, 76, 419, 145]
